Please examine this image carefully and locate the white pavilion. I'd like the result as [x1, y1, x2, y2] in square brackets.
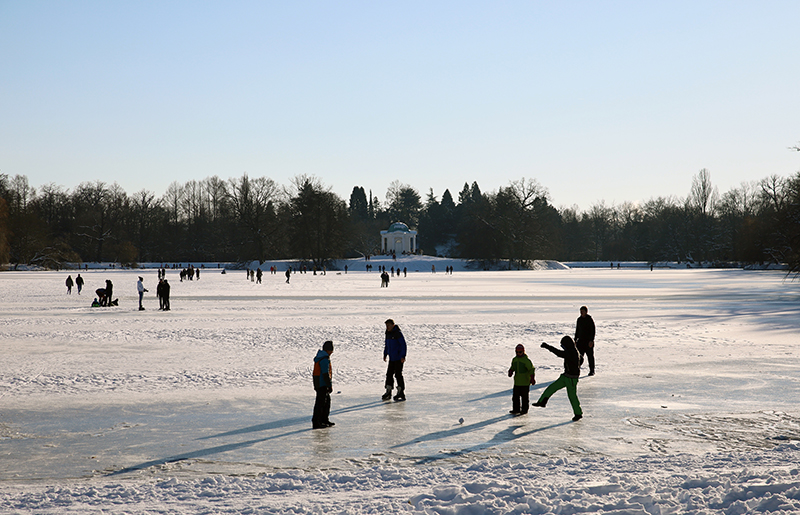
[380, 222, 417, 255]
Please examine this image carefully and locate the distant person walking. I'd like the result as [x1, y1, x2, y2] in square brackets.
[312, 340, 335, 429]
[65, 275, 74, 294]
[285, 268, 292, 284]
[533, 336, 583, 422]
[382, 319, 407, 401]
[75, 274, 84, 294]
[575, 306, 596, 376]
[508, 344, 535, 415]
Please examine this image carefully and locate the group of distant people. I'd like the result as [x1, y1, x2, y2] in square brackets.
[311, 306, 596, 429]
[66, 274, 170, 311]
[179, 265, 200, 282]
[93, 279, 116, 307]
[137, 276, 171, 311]
[65, 274, 84, 295]
[431, 265, 455, 274]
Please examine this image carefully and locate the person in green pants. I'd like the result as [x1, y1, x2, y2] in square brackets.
[533, 336, 583, 422]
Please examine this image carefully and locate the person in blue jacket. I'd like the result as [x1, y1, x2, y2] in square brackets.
[312, 340, 335, 429]
[382, 319, 407, 401]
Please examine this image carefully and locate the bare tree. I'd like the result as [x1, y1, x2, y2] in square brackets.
[162, 181, 184, 226]
[228, 174, 280, 261]
[689, 168, 718, 217]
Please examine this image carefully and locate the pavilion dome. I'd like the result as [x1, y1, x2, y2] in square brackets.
[387, 222, 410, 233]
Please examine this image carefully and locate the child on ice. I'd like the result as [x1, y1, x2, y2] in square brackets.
[508, 344, 535, 415]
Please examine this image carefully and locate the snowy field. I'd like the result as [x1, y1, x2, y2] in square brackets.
[2, 259, 800, 514]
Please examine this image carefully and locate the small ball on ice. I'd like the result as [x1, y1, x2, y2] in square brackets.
[458, 417, 464, 424]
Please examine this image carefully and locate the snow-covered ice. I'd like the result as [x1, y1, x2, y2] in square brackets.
[1, 258, 799, 513]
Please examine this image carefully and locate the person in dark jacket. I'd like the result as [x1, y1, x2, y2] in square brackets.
[382, 319, 407, 401]
[95, 288, 107, 306]
[65, 275, 74, 294]
[75, 274, 84, 294]
[575, 306, 596, 376]
[161, 279, 170, 311]
[104, 280, 114, 306]
[312, 340, 335, 429]
[156, 279, 165, 310]
[533, 336, 583, 421]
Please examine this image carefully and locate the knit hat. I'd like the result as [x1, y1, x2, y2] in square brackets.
[515, 344, 525, 352]
[322, 340, 334, 352]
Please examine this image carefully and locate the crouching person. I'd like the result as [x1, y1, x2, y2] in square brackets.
[534, 336, 583, 421]
[312, 340, 335, 429]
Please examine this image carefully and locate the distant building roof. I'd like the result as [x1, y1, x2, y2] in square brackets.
[386, 222, 410, 233]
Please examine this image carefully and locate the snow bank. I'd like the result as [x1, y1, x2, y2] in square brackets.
[3, 447, 799, 513]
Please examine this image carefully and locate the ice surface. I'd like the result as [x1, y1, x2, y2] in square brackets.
[1, 260, 799, 513]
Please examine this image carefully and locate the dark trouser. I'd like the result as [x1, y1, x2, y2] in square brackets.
[385, 360, 405, 390]
[577, 343, 595, 373]
[138, 291, 144, 308]
[312, 388, 331, 426]
[512, 384, 530, 413]
[158, 295, 164, 310]
[163, 296, 170, 310]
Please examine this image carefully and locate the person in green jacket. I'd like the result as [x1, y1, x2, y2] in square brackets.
[508, 344, 535, 415]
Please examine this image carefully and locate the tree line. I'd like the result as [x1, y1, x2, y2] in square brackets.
[1, 169, 799, 274]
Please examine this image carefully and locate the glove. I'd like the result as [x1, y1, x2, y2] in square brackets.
[508, 369, 513, 377]
[540, 342, 547, 348]
[530, 375, 536, 385]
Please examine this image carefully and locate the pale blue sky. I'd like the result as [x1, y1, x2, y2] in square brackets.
[2, 1, 799, 210]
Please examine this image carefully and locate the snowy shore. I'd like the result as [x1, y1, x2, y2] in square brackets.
[1, 266, 799, 513]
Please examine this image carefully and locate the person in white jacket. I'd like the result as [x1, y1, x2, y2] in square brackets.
[137, 277, 148, 311]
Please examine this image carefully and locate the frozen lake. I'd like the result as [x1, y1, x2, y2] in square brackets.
[1, 263, 799, 513]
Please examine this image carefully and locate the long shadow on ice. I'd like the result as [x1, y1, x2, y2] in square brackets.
[198, 400, 385, 441]
[108, 400, 386, 476]
[106, 427, 312, 477]
[466, 382, 552, 403]
[392, 415, 510, 449]
[413, 421, 572, 465]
